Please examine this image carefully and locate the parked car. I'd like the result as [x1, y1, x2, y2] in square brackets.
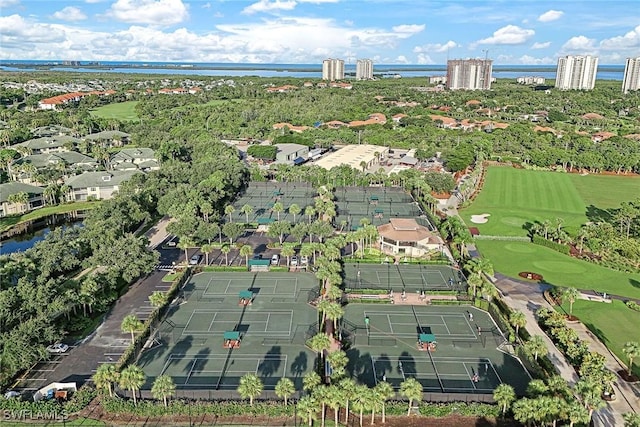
[189, 254, 202, 265]
[271, 254, 280, 265]
[46, 343, 69, 354]
[4, 390, 21, 399]
[291, 256, 298, 266]
[300, 255, 308, 265]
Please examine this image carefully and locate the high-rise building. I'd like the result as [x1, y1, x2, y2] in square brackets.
[622, 57, 640, 94]
[356, 59, 374, 80]
[446, 59, 493, 90]
[322, 58, 345, 81]
[555, 55, 598, 90]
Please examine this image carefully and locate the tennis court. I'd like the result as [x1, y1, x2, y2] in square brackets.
[342, 304, 530, 395]
[334, 186, 423, 228]
[344, 263, 466, 292]
[137, 272, 318, 390]
[230, 181, 316, 224]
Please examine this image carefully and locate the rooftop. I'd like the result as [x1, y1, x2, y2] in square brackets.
[314, 144, 389, 170]
[377, 218, 443, 244]
[0, 182, 44, 203]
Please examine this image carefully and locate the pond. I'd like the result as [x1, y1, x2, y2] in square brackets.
[0, 212, 86, 256]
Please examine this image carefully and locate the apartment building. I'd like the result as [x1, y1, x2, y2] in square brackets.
[622, 57, 640, 94]
[356, 59, 374, 80]
[322, 58, 345, 81]
[555, 55, 598, 90]
[446, 59, 493, 90]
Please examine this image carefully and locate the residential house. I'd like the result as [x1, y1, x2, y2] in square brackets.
[274, 143, 309, 165]
[110, 148, 159, 171]
[64, 170, 142, 201]
[9, 152, 99, 184]
[14, 135, 80, 154]
[31, 125, 76, 138]
[83, 130, 131, 148]
[377, 218, 444, 257]
[0, 182, 44, 217]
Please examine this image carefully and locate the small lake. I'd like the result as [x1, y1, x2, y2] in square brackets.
[0, 212, 85, 256]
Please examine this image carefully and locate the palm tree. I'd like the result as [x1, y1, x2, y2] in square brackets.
[240, 204, 253, 224]
[273, 201, 284, 221]
[338, 377, 357, 424]
[563, 287, 580, 316]
[201, 243, 213, 265]
[221, 244, 231, 266]
[466, 257, 494, 280]
[148, 291, 167, 308]
[275, 377, 295, 406]
[121, 314, 144, 345]
[510, 311, 527, 340]
[151, 375, 176, 407]
[325, 384, 344, 427]
[308, 333, 332, 359]
[297, 395, 319, 427]
[8, 192, 29, 213]
[312, 385, 330, 427]
[567, 400, 590, 427]
[493, 383, 516, 416]
[623, 341, 640, 376]
[326, 350, 348, 381]
[303, 371, 322, 394]
[575, 379, 606, 419]
[622, 413, 640, 427]
[524, 335, 548, 362]
[289, 203, 301, 223]
[399, 377, 422, 416]
[177, 237, 194, 262]
[466, 272, 483, 298]
[325, 302, 344, 332]
[238, 373, 263, 406]
[281, 244, 295, 267]
[119, 365, 145, 406]
[351, 385, 371, 427]
[224, 204, 235, 223]
[305, 205, 316, 224]
[93, 363, 119, 397]
[375, 381, 394, 424]
[239, 244, 253, 267]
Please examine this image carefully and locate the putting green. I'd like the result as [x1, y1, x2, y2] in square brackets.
[504, 243, 537, 254]
[500, 217, 528, 227]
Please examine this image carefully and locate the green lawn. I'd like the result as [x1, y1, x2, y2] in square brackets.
[475, 240, 640, 299]
[0, 201, 100, 232]
[559, 299, 640, 377]
[90, 101, 139, 121]
[463, 167, 639, 236]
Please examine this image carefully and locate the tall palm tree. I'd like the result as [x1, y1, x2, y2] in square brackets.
[312, 385, 330, 427]
[224, 204, 235, 223]
[119, 365, 146, 406]
[148, 291, 167, 308]
[8, 192, 29, 213]
[374, 381, 394, 424]
[281, 244, 295, 267]
[338, 377, 357, 424]
[524, 335, 548, 362]
[121, 314, 144, 345]
[510, 311, 527, 341]
[351, 385, 371, 427]
[325, 384, 344, 427]
[623, 341, 640, 376]
[239, 244, 253, 267]
[275, 377, 295, 406]
[221, 244, 231, 266]
[326, 350, 348, 381]
[493, 383, 516, 416]
[93, 363, 119, 397]
[325, 302, 344, 332]
[297, 395, 319, 427]
[151, 375, 176, 407]
[240, 204, 253, 224]
[273, 201, 284, 221]
[399, 377, 423, 416]
[563, 287, 580, 316]
[575, 379, 606, 419]
[308, 333, 332, 359]
[289, 203, 301, 223]
[237, 373, 263, 406]
[305, 206, 316, 224]
[303, 371, 321, 394]
[201, 243, 213, 265]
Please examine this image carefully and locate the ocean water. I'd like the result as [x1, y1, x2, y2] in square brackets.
[0, 61, 626, 81]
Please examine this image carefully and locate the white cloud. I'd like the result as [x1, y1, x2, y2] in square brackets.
[202, 2, 211, 8]
[519, 54, 553, 65]
[242, 0, 297, 15]
[562, 35, 596, 51]
[476, 25, 534, 45]
[298, 0, 339, 3]
[599, 25, 640, 51]
[413, 40, 458, 53]
[106, 0, 189, 26]
[537, 10, 563, 23]
[391, 24, 425, 35]
[531, 41, 551, 49]
[395, 55, 409, 64]
[416, 53, 434, 64]
[52, 6, 87, 22]
[0, 14, 67, 48]
[85, 0, 106, 3]
[0, 0, 20, 7]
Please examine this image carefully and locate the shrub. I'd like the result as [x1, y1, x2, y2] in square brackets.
[532, 235, 570, 255]
[64, 385, 98, 414]
[626, 300, 640, 312]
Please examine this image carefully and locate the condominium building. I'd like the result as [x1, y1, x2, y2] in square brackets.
[517, 76, 546, 85]
[446, 59, 493, 90]
[322, 58, 345, 81]
[555, 55, 598, 90]
[356, 59, 374, 80]
[622, 57, 640, 94]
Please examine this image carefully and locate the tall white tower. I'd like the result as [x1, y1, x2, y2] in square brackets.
[622, 57, 640, 94]
[356, 59, 374, 80]
[322, 58, 345, 81]
[555, 55, 598, 90]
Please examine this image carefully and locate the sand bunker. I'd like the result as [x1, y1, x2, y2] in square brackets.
[470, 213, 490, 224]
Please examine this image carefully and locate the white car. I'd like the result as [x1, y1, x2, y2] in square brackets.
[4, 391, 20, 399]
[189, 254, 202, 265]
[46, 343, 69, 354]
[291, 256, 298, 266]
[300, 255, 308, 265]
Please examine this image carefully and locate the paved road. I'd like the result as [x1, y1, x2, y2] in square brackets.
[12, 217, 181, 396]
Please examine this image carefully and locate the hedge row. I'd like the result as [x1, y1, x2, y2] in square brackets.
[626, 300, 640, 312]
[532, 235, 570, 255]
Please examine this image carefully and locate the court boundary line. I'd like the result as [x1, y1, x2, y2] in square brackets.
[182, 309, 295, 336]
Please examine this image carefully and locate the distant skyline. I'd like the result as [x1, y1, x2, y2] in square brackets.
[0, 0, 639, 65]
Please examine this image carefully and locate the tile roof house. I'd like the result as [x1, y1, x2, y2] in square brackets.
[272, 123, 310, 133]
[83, 130, 131, 148]
[31, 125, 76, 138]
[38, 90, 115, 110]
[0, 182, 44, 217]
[110, 148, 159, 171]
[377, 218, 444, 258]
[9, 152, 99, 183]
[64, 170, 142, 201]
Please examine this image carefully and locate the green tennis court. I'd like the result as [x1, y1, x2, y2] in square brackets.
[229, 182, 316, 224]
[344, 263, 466, 292]
[343, 304, 530, 395]
[137, 272, 318, 390]
[334, 186, 423, 228]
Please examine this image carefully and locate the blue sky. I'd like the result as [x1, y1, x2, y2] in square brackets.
[1, 0, 638, 64]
